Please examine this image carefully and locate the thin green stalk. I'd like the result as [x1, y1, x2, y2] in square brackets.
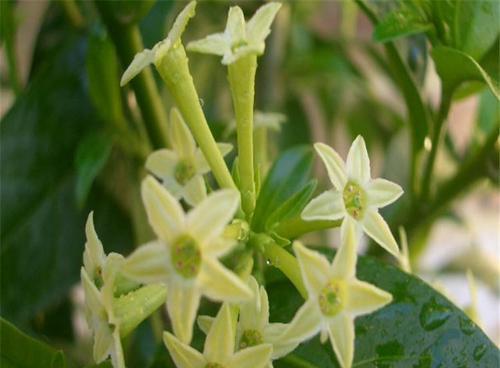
[254, 126, 268, 180]
[420, 91, 453, 201]
[156, 44, 236, 190]
[275, 217, 341, 240]
[228, 55, 258, 217]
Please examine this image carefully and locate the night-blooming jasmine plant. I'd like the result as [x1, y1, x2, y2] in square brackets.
[280, 221, 392, 368]
[302, 136, 403, 256]
[198, 276, 298, 367]
[164, 303, 273, 368]
[122, 177, 251, 344]
[146, 108, 232, 206]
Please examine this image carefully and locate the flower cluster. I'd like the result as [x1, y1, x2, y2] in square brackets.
[81, 2, 404, 368]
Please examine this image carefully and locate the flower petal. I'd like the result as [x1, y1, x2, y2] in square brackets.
[330, 218, 358, 279]
[239, 277, 262, 330]
[122, 241, 169, 284]
[197, 315, 214, 335]
[346, 135, 370, 184]
[265, 323, 299, 359]
[362, 209, 399, 257]
[120, 48, 155, 86]
[366, 178, 403, 208]
[328, 313, 354, 368]
[182, 175, 207, 207]
[293, 242, 330, 295]
[187, 32, 228, 56]
[110, 329, 126, 368]
[187, 189, 240, 243]
[314, 143, 347, 190]
[301, 190, 345, 221]
[163, 331, 206, 368]
[203, 237, 236, 258]
[228, 344, 273, 368]
[204, 303, 234, 362]
[169, 107, 196, 160]
[145, 149, 178, 179]
[279, 299, 322, 343]
[246, 2, 282, 43]
[346, 279, 392, 317]
[81, 268, 105, 319]
[199, 258, 252, 302]
[141, 176, 184, 244]
[93, 322, 113, 363]
[195, 143, 233, 174]
[222, 43, 263, 64]
[225, 6, 246, 44]
[83, 212, 106, 279]
[166, 283, 200, 344]
[166, 1, 197, 46]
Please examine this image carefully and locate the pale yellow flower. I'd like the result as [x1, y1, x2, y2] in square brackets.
[164, 303, 273, 368]
[302, 136, 403, 256]
[280, 221, 392, 368]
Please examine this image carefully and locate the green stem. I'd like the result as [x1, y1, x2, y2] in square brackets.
[228, 55, 258, 217]
[275, 217, 341, 239]
[254, 126, 268, 181]
[155, 44, 236, 190]
[252, 234, 307, 299]
[95, 2, 169, 149]
[420, 91, 453, 201]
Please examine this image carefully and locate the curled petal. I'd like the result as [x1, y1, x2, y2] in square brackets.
[346, 135, 370, 184]
[246, 2, 282, 43]
[366, 178, 403, 208]
[166, 1, 197, 46]
[362, 209, 399, 257]
[314, 143, 347, 190]
[120, 48, 155, 86]
[301, 190, 345, 221]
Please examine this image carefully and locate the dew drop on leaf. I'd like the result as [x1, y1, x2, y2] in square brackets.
[419, 298, 452, 331]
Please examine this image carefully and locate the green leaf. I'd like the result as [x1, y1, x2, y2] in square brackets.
[0, 318, 66, 368]
[75, 132, 113, 207]
[0, 37, 134, 325]
[431, 46, 499, 98]
[267, 248, 499, 367]
[252, 146, 314, 232]
[374, 7, 432, 43]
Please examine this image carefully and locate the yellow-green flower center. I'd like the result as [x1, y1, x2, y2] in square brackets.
[231, 39, 248, 52]
[171, 235, 201, 278]
[343, 181, 367, 220]
[318, 279, 345, 317]
[205, 364, 225, 368]
[239, 329, 263, 349]
[174, 160, 196, 185]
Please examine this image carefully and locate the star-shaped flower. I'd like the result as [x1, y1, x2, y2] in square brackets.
[302, 136, 403, 256]
[164, 303, 273, 368]
[187, 3, 281, 64]
[122, 177, 252, 343]
[120, 1, 196, 86]
[146, 108, 232, 206]
[198, 276, 297, 367]
[279, 221, 393, 368]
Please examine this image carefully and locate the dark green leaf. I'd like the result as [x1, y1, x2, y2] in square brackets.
[75, 132, 113, 207]
[252, 146, 314, 232]
[0, 318, 66, 368]
[267, 248, 499, 367]
[374, 8, 432, 43]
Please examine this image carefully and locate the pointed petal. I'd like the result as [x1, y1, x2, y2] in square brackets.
[187, 189, 240, 243]
[293, 242, 330, 295]
[145, 149, 178, 180]
[258, 285, 270, 330]
[83, 212, 106, 279]
[93, 323, 113, 363]
[204, 303, 234, 362]
[346, 279, 392, 317]
[195, 143, 233, 174]
[110, 329, 126, 368]
[239, 277, 261, 330]
[228, 344, 273, 368]
[265, 323, 299, 359]
[346, 135, 370, 184]
[120, 48, 155, 86]
[182, 175, 207, 207]
[331, 218, 358, 279]
[199, 258, 252, 302]
[226, 6, 246, 43]
[197, 315, 214, 335]
[81, 268, 105, 319]
[166, 1, 197, 46]
[246, 2, 282, 43]
[163, 331, 206, 368]
[314, 143, 347, 190]
[142, 176, 184, 243]
[362, 209, 399, 257]
[328, 314, 354, 368]
[122, 241, 169, 284]
[366, 178, 403, 208]
[170, 107, 196, 159]
[280, 299, 322, 343]
[166, 283, 200, 344]
[203, 237, 236, 258]
[301, 190, 345, 221]
[187, 32, 228, 56]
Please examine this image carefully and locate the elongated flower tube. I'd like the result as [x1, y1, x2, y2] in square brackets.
[164, 303, 273, 368]
[187, 3, 281, 216]
[279, 222, 392, 368]
[146, 108, 232, 206]
[122, 177, 252, 344]
[198, 276, 297, 367]
[302, 136, 403, 256]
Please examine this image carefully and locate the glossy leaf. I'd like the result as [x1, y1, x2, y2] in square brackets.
[374, 7, 432, 43]
[252, 146, 314, 232]
[0, 318, 67, 368]
[267, 248, 499, 367]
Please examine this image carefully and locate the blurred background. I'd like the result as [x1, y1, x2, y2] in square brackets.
[1, 0, 498, 365]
